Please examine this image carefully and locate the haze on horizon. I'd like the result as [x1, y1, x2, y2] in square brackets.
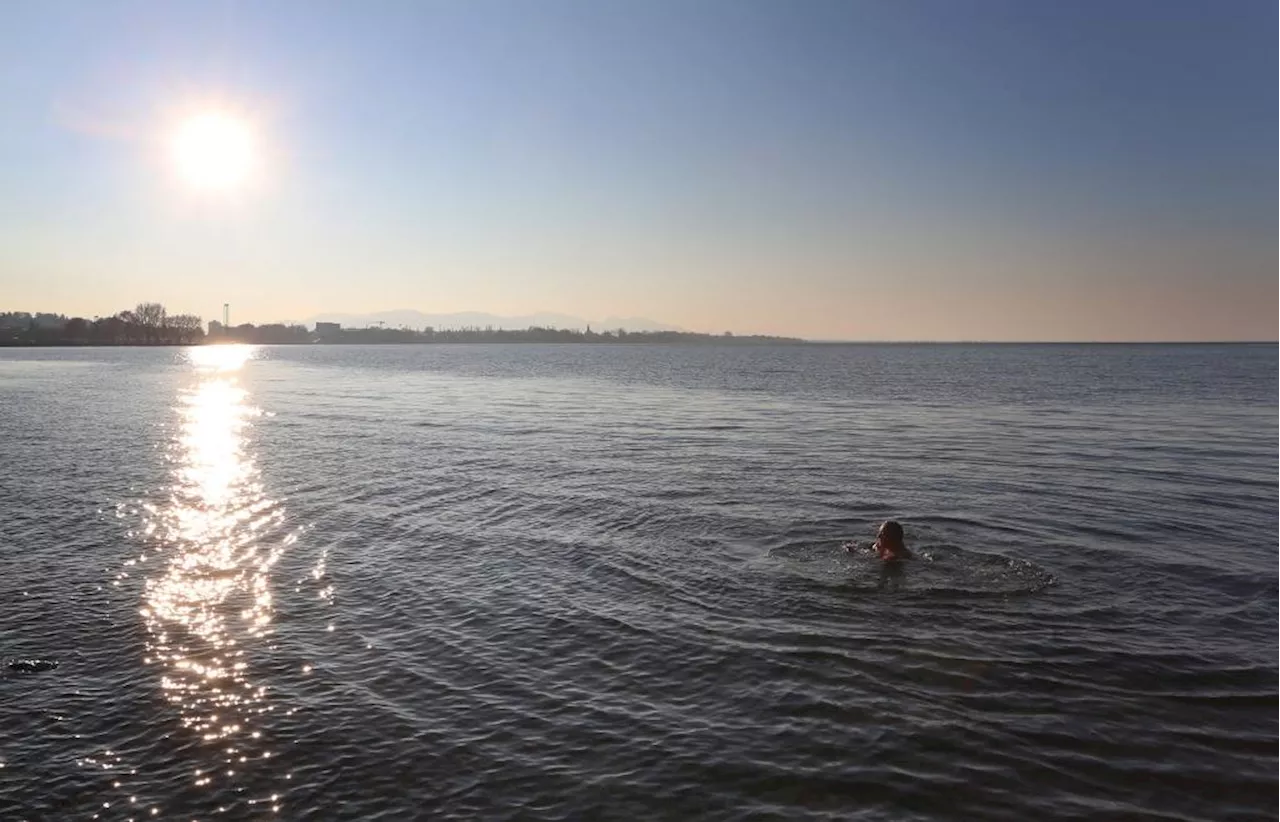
[0, 0, 1274, 342]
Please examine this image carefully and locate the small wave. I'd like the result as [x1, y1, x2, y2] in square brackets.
[5, 658, 59, 673]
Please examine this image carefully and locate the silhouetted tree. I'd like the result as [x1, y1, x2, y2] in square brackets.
[64, 317, 90, 342]
[90, 315, 125, 344]
[168, 314, 204, 344]
[133, 302, 167, 344]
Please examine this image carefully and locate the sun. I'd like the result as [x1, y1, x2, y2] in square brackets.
[169, 112, 257, 191]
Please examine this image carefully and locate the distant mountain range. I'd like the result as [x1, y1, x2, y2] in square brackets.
[307, 310, 685, 333]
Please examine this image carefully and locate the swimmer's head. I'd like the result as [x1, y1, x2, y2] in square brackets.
[877, 520, 905, 546]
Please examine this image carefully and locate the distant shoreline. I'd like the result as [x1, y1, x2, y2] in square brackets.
[1, 340, 1271, 348]
[0, 337, 809, 348]
[0, 341, 809, 347]
[4, 308, 1271, 347]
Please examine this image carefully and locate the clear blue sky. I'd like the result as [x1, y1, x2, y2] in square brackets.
[0, 0, 1273, 340]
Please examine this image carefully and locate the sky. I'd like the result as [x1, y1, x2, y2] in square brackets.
[0, 0, 1274, 341]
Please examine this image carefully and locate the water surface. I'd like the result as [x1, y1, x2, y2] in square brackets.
[1, 343, 1275, 821]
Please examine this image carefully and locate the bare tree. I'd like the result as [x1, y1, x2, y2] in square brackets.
[168, 314, 204, 344]
[115, 310, 140, 344]
[134, 302, 167, 343]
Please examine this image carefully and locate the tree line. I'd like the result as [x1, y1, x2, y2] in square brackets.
[1, 305, 804, 346]
[210, 321, 312, 344]
[297, 325, 802, 345]
[0, 303, 204, 345]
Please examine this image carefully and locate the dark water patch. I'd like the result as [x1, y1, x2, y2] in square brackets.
[4, 658, 59, 673]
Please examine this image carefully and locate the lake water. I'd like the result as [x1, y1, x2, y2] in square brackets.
[0, 343, 1275, 821]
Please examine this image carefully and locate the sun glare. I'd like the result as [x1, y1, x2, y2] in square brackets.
[169, 112, 257, 191]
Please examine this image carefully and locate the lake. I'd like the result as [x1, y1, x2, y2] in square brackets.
[0, 343, 1275, 821]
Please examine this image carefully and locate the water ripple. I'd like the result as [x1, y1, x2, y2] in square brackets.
[0, 344, 1274, 821]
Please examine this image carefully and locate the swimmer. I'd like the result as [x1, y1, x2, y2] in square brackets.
[847, 520, 913, 562]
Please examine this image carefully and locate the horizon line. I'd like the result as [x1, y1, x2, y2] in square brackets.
[2, 308, 1274, 346]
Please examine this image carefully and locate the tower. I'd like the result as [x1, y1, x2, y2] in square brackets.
[223, 303, 230, 328]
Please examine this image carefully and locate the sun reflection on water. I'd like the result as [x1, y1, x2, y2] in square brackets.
[139, 345, 292, 785]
